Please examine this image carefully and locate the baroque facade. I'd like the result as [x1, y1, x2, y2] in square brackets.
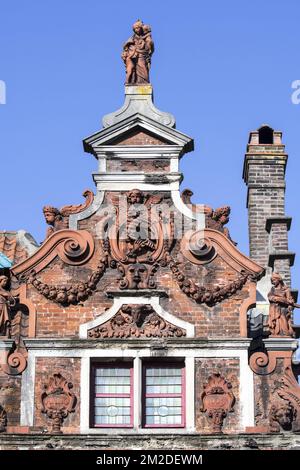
[0, 22, 300, 450]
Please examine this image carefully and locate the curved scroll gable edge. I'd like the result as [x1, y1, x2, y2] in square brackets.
[205, 229, 265, 276]
[11, 230, 95, 277]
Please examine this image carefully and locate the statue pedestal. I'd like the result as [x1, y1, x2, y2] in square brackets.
[102, 84, 175, 128]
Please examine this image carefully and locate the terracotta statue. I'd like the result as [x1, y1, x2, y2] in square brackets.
[43, 190, 94, 240]
[122, 20, 154, 85]
[43, 206, 65, 239]
[0, 275, 15, 337]
[268, 273, 298, 337]
[203, 205, 237, 244]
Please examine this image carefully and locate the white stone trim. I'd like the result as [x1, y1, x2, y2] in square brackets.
[170, 157, 179, 172]
[21, 345, 254, 434]
[239, 349, 255, 429]
[185, 356, 195, 431]
[94, 181, 181, 192]
[79, 295, 195, 338]
[263, 338, 299, 351]
[171, 190, 205, 228]
[69, 191, 105, 230]
[92, 173, 182, 193]
[0, 339, 14, 351]
[96, 146, 182, 158]
[80, 356, 90, 433]
[20, 353, 36, 426]
[133, 357, 142, 428]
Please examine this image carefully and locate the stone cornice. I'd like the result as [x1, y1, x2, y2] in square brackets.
[83, 113, 194, 158]
[265, 216, 292, 232]
[24, 338, 252, 350]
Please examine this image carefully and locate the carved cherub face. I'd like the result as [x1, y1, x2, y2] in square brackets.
[148, 314, 160, 326]
[128, 189, 143, 205]
[43, 211, 56, 225]
[273, 404, 294, 429]
[220, 213, 229, 225]
[133, 21, 143, 35]
[114, 314, 126, 326]
[77, 283, 86, 292]
[127, 263, 146, 288]
[143, 25, 151, 34]
[271, 274, 283, 288]
[0, 276, 8, 288]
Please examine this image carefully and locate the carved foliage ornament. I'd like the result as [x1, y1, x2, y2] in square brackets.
[164, 251, 252, 307]
[28, 256, 107, 306]
[268, 366, 300, 432]
[88, 304, 186, 339]
[41, 373, 77, 434]
[200, 373, 235, 433]
[25, 235, 107, 306]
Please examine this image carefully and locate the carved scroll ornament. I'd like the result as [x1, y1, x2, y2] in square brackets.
[41, 373, 77, 434]
[88, 304, 186, 339]
[249, 350, 293, 376]
[12, 230, 95, 278]
[0, 276, 28, 376]
[12, 230, 98, 307]
[200, 373, 235, 433]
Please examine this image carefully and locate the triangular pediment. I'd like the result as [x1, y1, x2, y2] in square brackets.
[83, 113, 194, 157]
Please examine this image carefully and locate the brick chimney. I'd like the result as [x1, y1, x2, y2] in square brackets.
[243, 125, 295, 289]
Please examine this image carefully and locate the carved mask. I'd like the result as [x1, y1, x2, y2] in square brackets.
[127, 263, 147, 289]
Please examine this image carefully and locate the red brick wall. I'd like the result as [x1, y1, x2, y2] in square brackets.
[28, 250, 250, 339]
[107, 158, 170, 173]
[110, 129, 170, 145]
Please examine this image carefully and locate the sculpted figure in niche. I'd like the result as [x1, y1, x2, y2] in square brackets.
[0, 275, 15, 337]
[122, 20, 154, 85]
[125, 189, 155, 259]
[268, 272, 298, 337]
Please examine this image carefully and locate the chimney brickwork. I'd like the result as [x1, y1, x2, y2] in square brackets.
[243, 125, 295, 287]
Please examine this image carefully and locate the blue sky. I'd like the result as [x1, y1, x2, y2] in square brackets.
[1, 0, 300, 312]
